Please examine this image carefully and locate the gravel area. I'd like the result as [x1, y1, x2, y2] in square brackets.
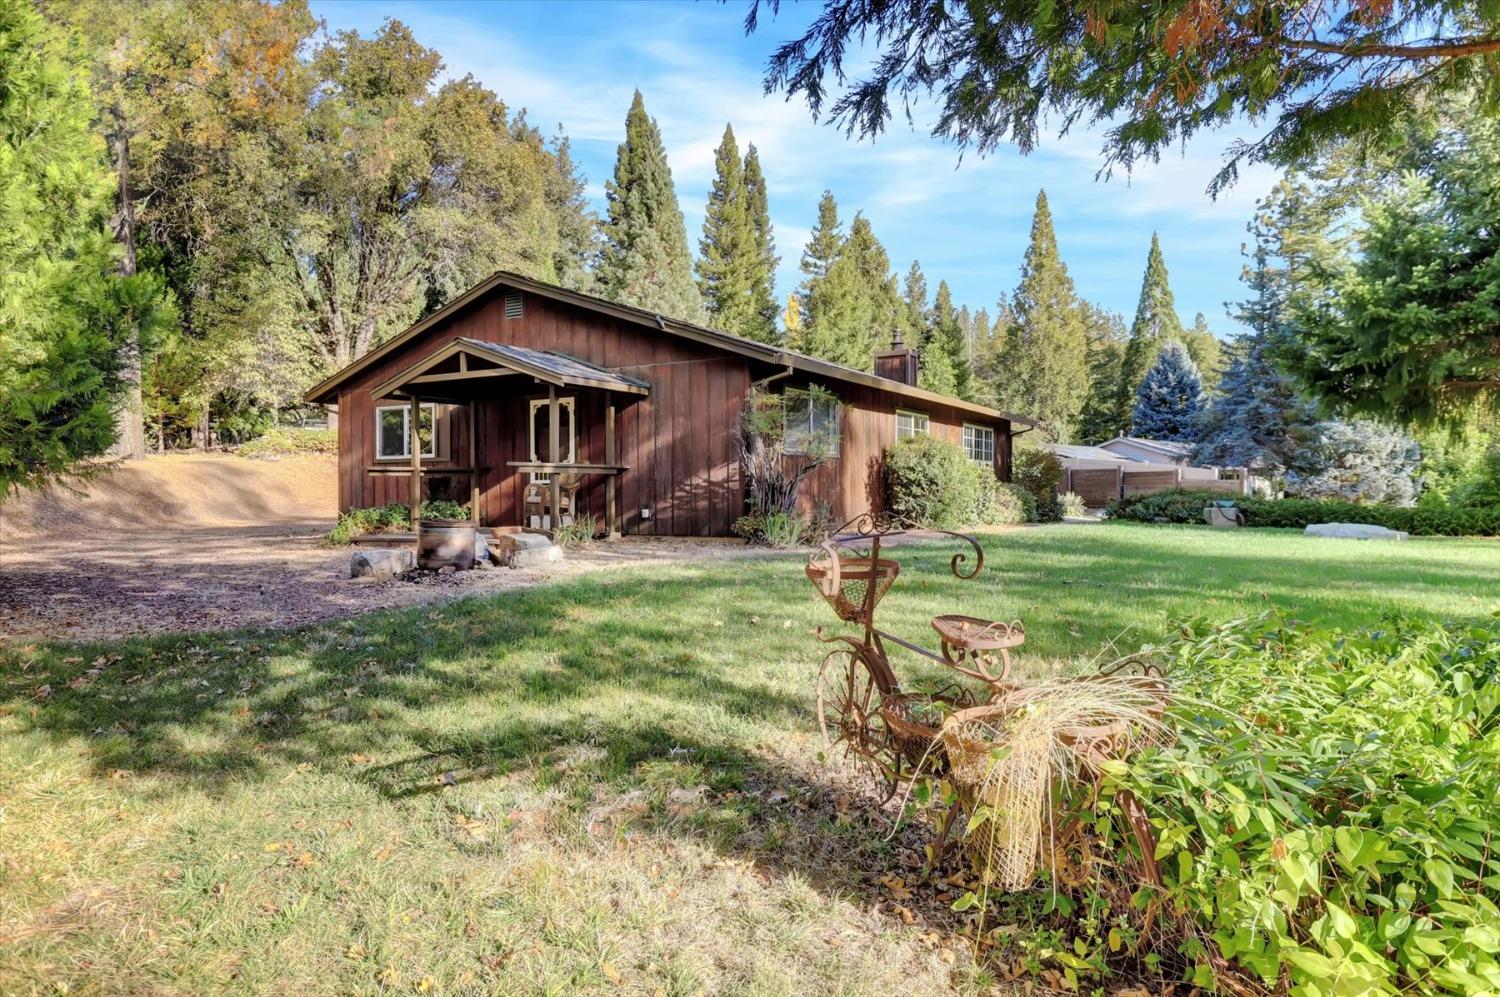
[0, 526, 779, 645]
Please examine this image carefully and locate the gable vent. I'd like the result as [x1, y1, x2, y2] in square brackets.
[503, 291, 523, 320]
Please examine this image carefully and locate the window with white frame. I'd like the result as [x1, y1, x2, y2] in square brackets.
[963, 423, 996, 465]
[375, 403, 437, 460]
[528, 396, 576, 482]
[895, 409, 930, 441]
[783, 388, 840, 456]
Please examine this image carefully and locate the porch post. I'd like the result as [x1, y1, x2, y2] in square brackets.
[468, 399, 479, 526]
[548, 384, 561, 534]
[605, 397, 618, 540]
[409, 394, 422, 528]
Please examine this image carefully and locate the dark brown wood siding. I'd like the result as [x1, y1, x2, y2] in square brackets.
[332, 289, 751, 536]
[329, 285, 1014, 535]
[784, 375, 1013, 525]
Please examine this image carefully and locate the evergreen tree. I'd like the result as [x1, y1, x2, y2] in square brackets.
[1076, 303, 1128, 443]
[0, 0, 172, 491]
[1181, 312, 1224, 391]
[1194, 222, 1322, 477]
[696, 124, 761, 337]
[901, 260, 929, 341]
[798, 190, 842, 289]
[1000, 190, 1089, 438]
[1117, 233, 1184, 427]
[922, 281, 963, 396]
[1131, 341, 1205, 441]
[972, 294, 1015, 408]
[1285, 419, 1421, 505]
[600, 90, 704, 322]
[798, 211, 898, 369]
[741, 143, 779, 341]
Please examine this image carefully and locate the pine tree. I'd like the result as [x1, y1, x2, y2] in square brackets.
[696, 124, 760, 336]
[1193, 235, 1322, 477]
[999, 190, 1089, 438]
[0, 0, 171, 491]
[798, 211, 898, 369]
[1131, 341, 1205, 441]
[1181, 312, 1224, 391]
[1117, 233, 1184, 426]
[599, 90, 704, 322]
[901, 260, 929, 341]
[741, 143, 779, 341]
[918, 280, 966, 395]
[1076, 303, 1128, 443]
[799, 190, 842, 288]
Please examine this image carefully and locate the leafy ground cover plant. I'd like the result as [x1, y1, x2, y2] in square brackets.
[958, 613, 1500, 995]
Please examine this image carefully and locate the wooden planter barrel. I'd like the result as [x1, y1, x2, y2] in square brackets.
[417, 519, 476, 571]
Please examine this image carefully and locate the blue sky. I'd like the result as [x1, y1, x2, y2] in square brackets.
[312, 0, 1281, 334]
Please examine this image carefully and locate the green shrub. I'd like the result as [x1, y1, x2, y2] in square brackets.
[237, 427, 338, 458]
[884, 435, 997, 529]
[1058, 491, 1087, 518]
[1107, 489, 1500, 536]
[1106, 488, 1223, 524]
[1013, 448, 1064, 522]
[992, 482, 1036, 525]
[731, 510, 809, 548]
[325, 500, 470, 545]
[553, 513, 598, 549]
[960, 614, 1500, 994]
[1117, 615, 1500, 994]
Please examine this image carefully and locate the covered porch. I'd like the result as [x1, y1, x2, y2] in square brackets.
[370, 337, 649, 538]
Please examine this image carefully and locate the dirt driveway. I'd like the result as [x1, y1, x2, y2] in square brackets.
[0, 525, 776, 645]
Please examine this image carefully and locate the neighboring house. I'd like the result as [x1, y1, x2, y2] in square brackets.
[1046, 443, 1146, 471]
[1097, 436, 1200, 466]
[304, 271, 1037, 537]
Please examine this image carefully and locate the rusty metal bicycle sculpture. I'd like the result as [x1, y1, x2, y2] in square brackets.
[806, 512, 1024, 803]
[806, 510, 1172, 886]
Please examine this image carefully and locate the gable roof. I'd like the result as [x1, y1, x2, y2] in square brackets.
[1047, 443, 1132, 463]
[304, 270, 1036, 427]
[1100, 436, 1195, 458]
[369, 338, 651, 402]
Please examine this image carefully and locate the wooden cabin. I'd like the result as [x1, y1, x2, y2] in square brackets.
[304, 271, 1036, 537]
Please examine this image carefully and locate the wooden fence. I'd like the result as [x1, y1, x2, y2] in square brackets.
[1063, 465, 1249, 508]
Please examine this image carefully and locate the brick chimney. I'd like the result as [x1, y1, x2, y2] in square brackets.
[874, 329, 919, 386]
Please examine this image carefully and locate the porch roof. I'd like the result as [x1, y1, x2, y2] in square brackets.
[371, 337, 650, 402]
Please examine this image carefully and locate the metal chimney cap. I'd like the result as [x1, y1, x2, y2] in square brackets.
[890, 328, 904, 349]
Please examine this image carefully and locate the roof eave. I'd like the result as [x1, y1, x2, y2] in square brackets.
[302, 269, 1038, 428]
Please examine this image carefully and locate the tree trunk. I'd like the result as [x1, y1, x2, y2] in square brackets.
[109, 108, 146, 460]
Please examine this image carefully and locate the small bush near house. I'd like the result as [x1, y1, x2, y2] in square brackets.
[954, 613, 1500, 995]
[1057, 491, 1087, 518]
[731, 510, 810, 548]
[553, 513, 598, 550]
[1012, 447, 1064, 522]
[884, 435, 998, 529]
[1107, 489, 1500, 536]
[325, 500, 469, 545]
[992, 482, 1036, 525]
[236, 427, 338, 459]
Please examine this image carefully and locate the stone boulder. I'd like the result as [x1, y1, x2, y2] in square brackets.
[485, 531, 561, 568]
[1304, 522, 1409, 541]
[350, 547, 416, 579]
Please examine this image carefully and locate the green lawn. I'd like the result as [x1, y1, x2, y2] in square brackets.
[2, 524, 1497, 994]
